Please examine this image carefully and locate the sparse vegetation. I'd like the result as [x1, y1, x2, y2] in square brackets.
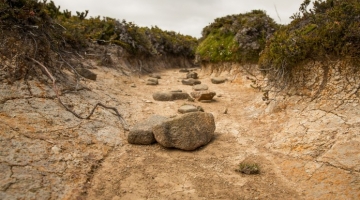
[236, 162, 260, 175]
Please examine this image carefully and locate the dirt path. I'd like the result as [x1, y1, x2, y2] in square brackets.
[82, 68, 302, 199]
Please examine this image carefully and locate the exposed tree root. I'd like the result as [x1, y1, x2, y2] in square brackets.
[30, 57, 129, 131]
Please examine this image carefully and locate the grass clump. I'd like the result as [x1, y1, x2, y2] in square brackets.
[236, 162, 260, 175]
[259, 0, 360, 85]
[196, 10, 279, 63]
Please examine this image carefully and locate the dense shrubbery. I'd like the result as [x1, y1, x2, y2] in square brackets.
[0, 0, 197, 83]
[196, 10, 279, 63]
[259, 0, 360, 82]
[57, 15, 198, 57]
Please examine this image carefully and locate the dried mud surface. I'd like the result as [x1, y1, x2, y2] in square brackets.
[0, 65, 359, 200]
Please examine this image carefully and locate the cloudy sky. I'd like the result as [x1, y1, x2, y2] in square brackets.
[53, 0, 306, 38]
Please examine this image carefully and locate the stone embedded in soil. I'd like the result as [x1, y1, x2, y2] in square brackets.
[128, 115, 168, 145]
[153, 112, 215, 150]
[192, 84, 208, 91]
[153, 91, 189, 101]
[186, 72, 198, 79]
[178, 104, 204, 114]
[211, 77, 227, 84]
[146, 78, 159, 85]
[182, 78, 201, 86]
[170, 89, 182, 93]
[149, 73, 161, 79]
[179, 68, 190, 73]
[190, 91, 216, 101]
[76, 67, 97, 81]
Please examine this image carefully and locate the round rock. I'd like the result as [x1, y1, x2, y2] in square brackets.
[192, 84, 208, 91]
[153, 112, 215, 151]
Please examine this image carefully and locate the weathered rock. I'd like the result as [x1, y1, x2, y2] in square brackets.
[186, 72, 198, 79]
[149, 73, 161, 79]
[146, 78, 159, 85]
[211, 77, 227, 84]
[170, 89, 182, 93]
[179, 68, 190, 73]
[178, 104, 204, 114]
[182, 78, 201, 86]
[153, 91, 189, 101]
[190, 91, 216, 101]
[153, 92, 172, 101]
[171, 92, 190, 100]
[192, 84, 208, 91]
[76, 67, 97, 81]
[153, 112, 215, 150]
[128, 115, 168, 145]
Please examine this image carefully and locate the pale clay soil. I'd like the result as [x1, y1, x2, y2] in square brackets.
[1, 64, 359, 200]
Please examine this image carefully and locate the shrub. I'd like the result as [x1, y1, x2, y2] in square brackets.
[196, 10, 279, 63]
[259, 0, 360, 84]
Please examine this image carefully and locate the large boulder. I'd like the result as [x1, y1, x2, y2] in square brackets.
[182, 78, 201, 86]
[190, 91, 216, 101]
[211, 77, 227, 84]
[153, 112, 215, 150]
[128, 115, 168, 145]
[153, 91, 189, 101]
[192, 84, 208, 91]
[186, 72, 198, 79]
[146, 78, 159, 85]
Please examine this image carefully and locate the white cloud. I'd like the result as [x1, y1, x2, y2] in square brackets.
[53, 0, 305, 38]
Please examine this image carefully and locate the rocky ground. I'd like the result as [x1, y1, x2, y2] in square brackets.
[0, 62, 359, 199]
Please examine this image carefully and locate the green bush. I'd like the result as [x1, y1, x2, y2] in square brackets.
[196, 10, 279, 63]
[259, 0, 360, 82]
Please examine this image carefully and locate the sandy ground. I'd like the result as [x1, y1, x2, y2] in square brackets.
[1, 64, 359, 200]
[81, 67, 302, 200]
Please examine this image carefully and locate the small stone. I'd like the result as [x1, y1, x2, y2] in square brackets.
[191, 91, 216, 101]
[149, 73, 161, 79]
[179, 68, 190, 73]
[211, 77, 227, 84]
[182, 78, 201, 86]
[223, 108, 228, 114]
[128, 115, 168, 145]
[51, 146, 61, 154]
[186, 72, 198, 79]
[178, 104, 204, 114]
[192, 84, 208, 91]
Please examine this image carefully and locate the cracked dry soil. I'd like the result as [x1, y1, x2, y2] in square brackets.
[0, 65, 359, 200]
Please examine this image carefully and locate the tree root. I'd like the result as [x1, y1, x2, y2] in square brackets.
[29, 57, 129, 131]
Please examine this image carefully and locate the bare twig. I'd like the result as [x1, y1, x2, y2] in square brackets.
[29, 57, 129, 130]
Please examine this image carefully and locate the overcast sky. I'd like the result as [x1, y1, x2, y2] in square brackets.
[53, 0, 306, 38]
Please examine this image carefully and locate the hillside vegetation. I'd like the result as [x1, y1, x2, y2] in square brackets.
[196, 10, 279, 63]
[0, 0, 197, 84]
[259, 0, 360, 84]
[196, 0, 360, 88]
